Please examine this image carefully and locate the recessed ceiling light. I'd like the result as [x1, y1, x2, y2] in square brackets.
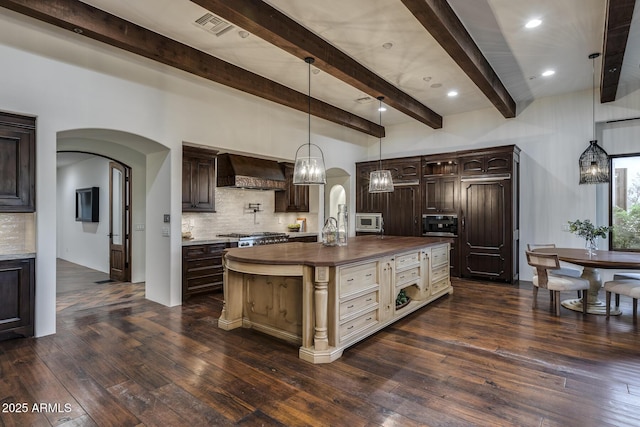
[525, 18, 542, 29]
[430, 83, 442, 88]
[542, 69, 555, 77]
[238, 30, 250, 39]
[382, 42, 393, 49]
[447, 90, 458, 97]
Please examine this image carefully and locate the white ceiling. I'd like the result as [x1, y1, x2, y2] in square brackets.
[76, 0, 637, 126]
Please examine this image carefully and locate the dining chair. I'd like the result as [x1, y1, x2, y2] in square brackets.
[525, 251, 590, 316]
[527, 243, 584, 299]
[604, 279, 640, 320]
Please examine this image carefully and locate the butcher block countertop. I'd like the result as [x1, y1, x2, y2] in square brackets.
[224, 235, 453, 267]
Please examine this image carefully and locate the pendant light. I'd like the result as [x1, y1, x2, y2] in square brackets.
[368, 96, 394, 193]
[579, 52, 609, 184]
[293, 57, 326, 185]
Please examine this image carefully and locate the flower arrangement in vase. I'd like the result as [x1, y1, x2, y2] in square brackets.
[567, 219, 613, 255]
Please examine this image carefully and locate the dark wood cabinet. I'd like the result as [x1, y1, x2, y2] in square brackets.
[384, 157, 421, 184]
[459, 146, 519, 283]
[182, 146, 217, 212]
[275, 162, 309, 212]
[355, 161, 386, 214]
[422, 176, 458, 214]
[355, 161, 420, 236]
[458, 149, 512, 175]
[182, 242, 235, 299]
[0, 112, 35, 212]
[0, 258, 35, 340]
[422, 156, 458, 214]
[356, 145, 519, 281]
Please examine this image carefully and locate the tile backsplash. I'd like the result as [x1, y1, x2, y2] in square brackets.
[182, 187, 318, 240]
[0, 212, 36, 255]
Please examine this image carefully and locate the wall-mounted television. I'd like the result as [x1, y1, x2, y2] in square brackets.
[75, 187, 99, 222]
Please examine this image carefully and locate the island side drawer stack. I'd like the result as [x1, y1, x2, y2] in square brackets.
[337, 261, 379, 343]
[430, 244, 450, 294]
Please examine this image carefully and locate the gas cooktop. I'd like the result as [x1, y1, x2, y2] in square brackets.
[217, 232, 289, 247]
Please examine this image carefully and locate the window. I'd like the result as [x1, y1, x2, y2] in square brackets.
[610, 154, 640, 251]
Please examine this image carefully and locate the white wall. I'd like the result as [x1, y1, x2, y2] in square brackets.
[56, 156, 110, 273]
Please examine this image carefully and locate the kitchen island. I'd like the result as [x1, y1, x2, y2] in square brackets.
[219, 235, 453, 363]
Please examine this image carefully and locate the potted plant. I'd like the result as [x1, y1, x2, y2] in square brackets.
[567, 219, 613, 255]
[287, 223, 301, 232]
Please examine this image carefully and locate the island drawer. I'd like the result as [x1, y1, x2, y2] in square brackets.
[339, 308, 378, 342]
[431, 245, 449, 268]
[432, 276, 450, 294]
[431, 264, 449, 283]
[339, 290, 378, 320]
[395, 267, 420, 288]
[339, 262, 377, 296]
[395, 251, 420, 271]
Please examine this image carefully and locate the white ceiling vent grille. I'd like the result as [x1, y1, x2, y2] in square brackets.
[355, 96, 374, 104]
[194, 13, 235, 37]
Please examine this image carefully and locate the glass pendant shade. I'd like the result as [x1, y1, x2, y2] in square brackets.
[369, 169, 394, 192]
[368, 96, 394, 193]
[293, 143, 326, 185]
[579, 140, 610, 184]
[293, 57, 326, 185]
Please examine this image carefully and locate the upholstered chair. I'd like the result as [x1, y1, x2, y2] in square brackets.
[525, 251, 590, 316]
[527, 243, 584, 299]
[604, 279, 640, 320]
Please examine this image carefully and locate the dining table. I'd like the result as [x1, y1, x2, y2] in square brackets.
[533, 247, 640, 315]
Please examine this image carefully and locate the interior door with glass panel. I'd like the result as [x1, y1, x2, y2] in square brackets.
[109, 161, 131, 281]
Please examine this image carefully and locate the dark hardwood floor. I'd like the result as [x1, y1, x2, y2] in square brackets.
[1, 261, 639, 426]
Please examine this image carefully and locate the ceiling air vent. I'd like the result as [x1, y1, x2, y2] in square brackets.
[194, 13, 235, 37]
[355, 96, 374, 104]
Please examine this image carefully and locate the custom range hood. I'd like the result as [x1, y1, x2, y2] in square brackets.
[217, 153, 286, 190]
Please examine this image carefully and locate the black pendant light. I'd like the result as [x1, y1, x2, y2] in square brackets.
[579, 53, 609, 184]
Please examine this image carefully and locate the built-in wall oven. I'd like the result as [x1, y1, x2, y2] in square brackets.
[422, 214, 458, 237]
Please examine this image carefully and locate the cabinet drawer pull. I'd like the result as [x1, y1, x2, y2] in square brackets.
[347, 325, 354, 330]
[366, 317, 372, 321]
[347, 278, 354, 282]
[366, 273, 373, 277]
[399, 275, 405, 279]
[366, 298, 372, 302]
[347, 304, 354, 309]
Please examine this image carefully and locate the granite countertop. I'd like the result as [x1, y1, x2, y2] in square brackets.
[0, 252, 36, 261]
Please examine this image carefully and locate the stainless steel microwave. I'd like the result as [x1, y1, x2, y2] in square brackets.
[355, 213, 383, 232]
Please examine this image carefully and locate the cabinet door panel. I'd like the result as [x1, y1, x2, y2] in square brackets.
[460, 180, 511, 281]
[384, 186, 419, 236]
[0, 259, 34, 338]
[0, 117, 35, 212]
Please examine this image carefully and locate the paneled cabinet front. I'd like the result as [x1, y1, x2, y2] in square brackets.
[0, 112, 35, 212]
[182, 146, 217, 212]
[275, 162, 309, 212]
[0, 258, 35, 340]
[182, 243, 227, 299]
[458, 150, 512, 176]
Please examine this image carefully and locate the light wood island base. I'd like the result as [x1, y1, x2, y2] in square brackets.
[219, 235, 453, 363]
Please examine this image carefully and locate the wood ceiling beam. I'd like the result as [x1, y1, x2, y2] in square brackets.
[400, 0, 516, 119]
[189, 0, 443, 129]
[0, 0, 384, 137]
[600, 0, 636, 103]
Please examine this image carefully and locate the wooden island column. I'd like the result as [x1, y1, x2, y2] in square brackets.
[219, 236, 453, 363]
